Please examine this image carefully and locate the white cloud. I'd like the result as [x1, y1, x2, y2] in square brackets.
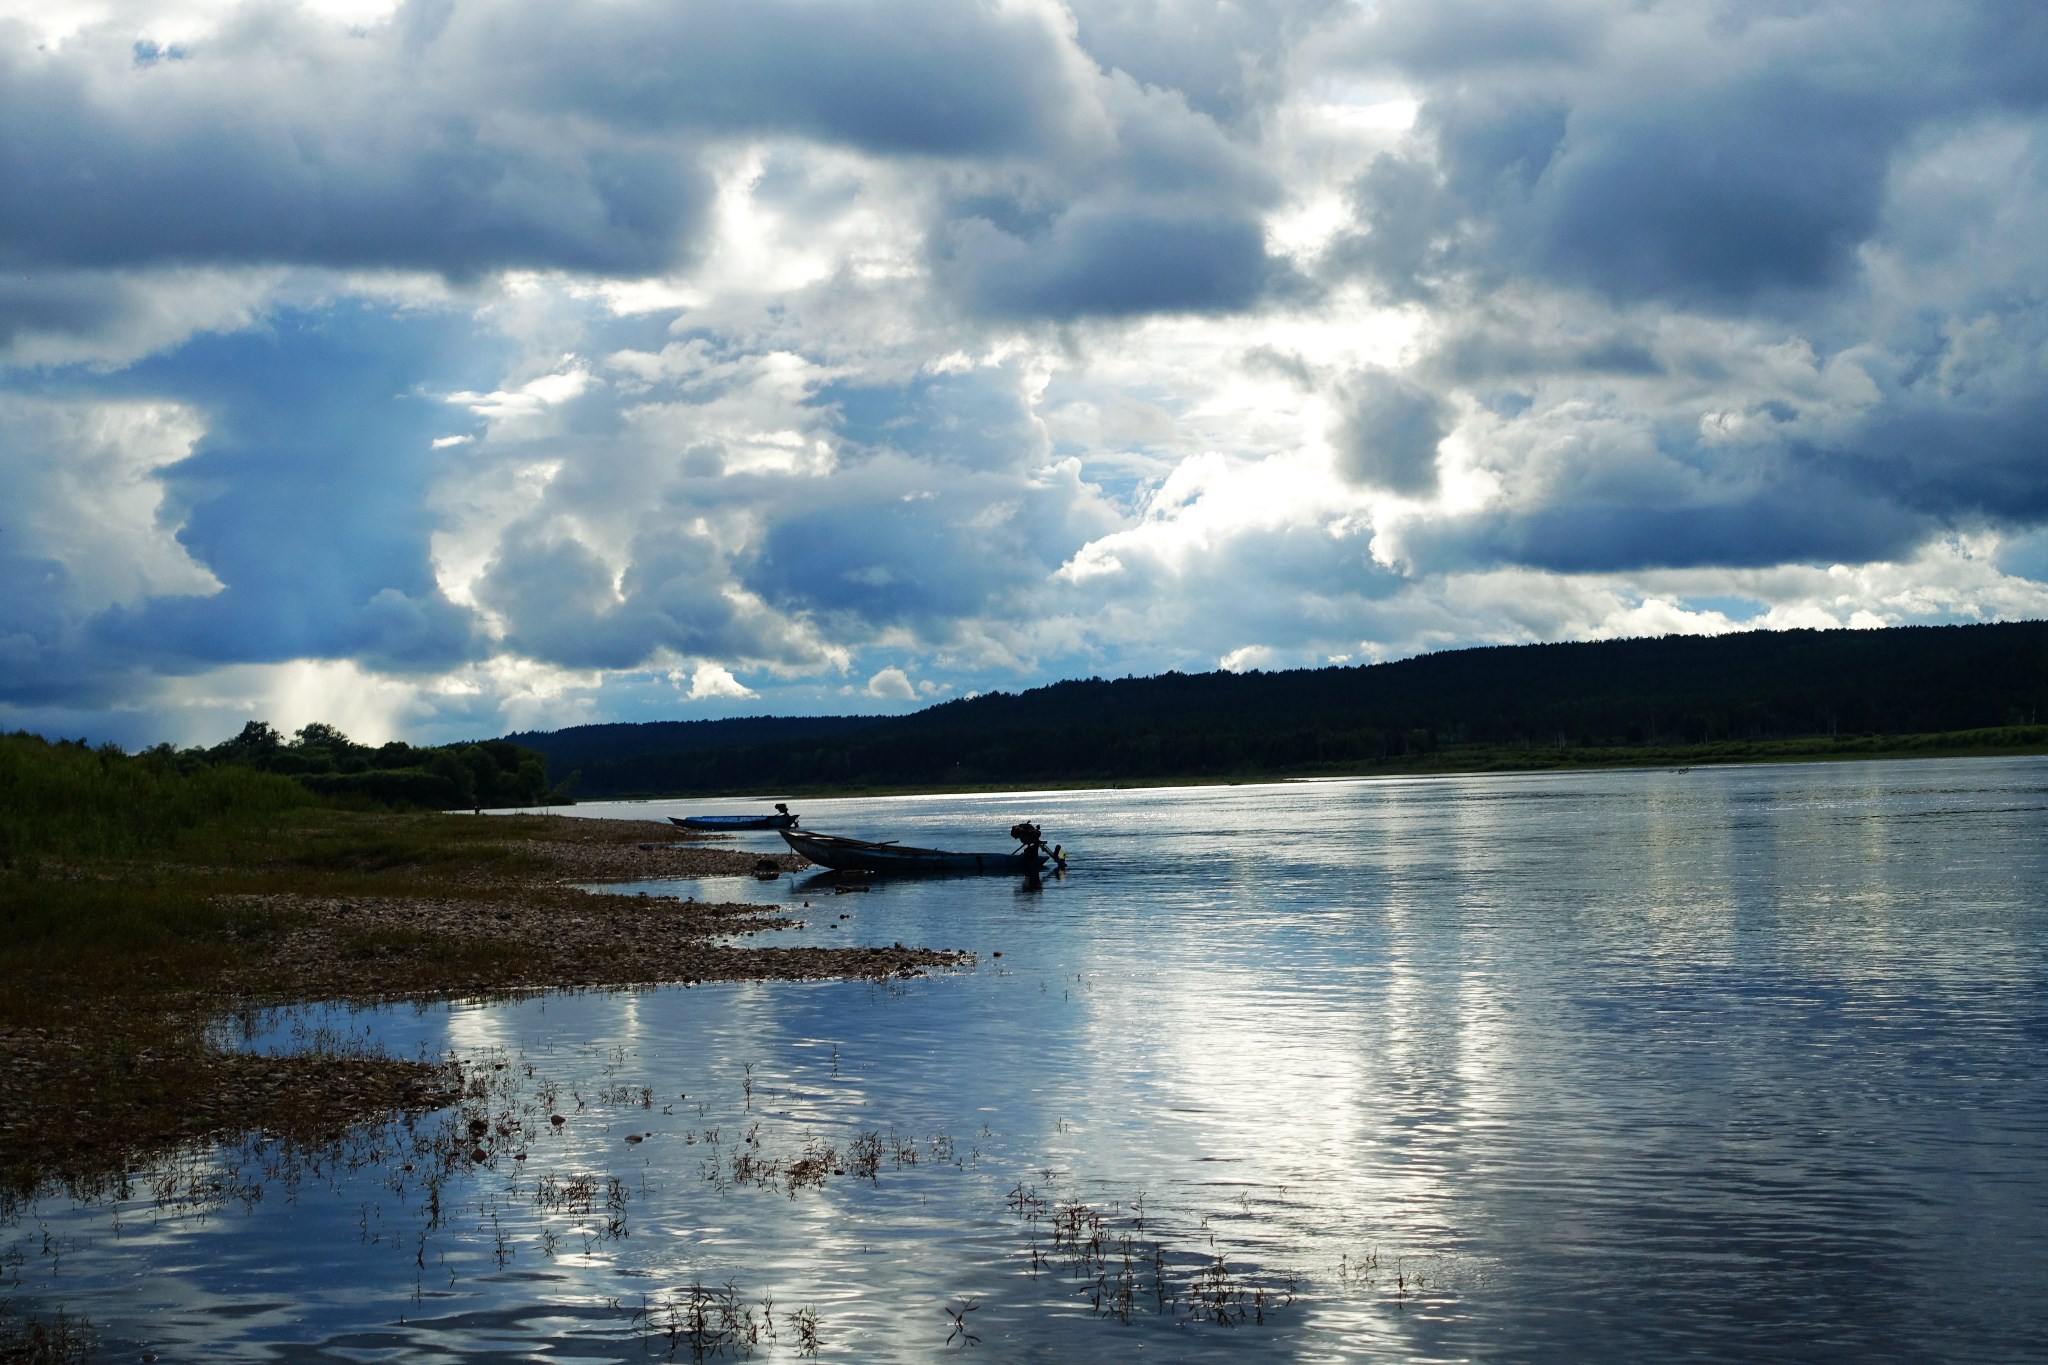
[684, 663, 757, 701]
[447, 361, 596, 431]
[1220, 645, 1278, 672]
[0, 395, 220, 613]
[866, 666, 917, 700]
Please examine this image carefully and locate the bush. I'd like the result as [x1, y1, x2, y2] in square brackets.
[0, 732, 320, 867]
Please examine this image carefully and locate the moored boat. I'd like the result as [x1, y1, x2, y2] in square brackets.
[780, 824, 1063, 876]
[671, 802, 798, 831]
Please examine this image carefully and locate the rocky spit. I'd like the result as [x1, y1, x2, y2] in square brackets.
[503, 815, 812, 882]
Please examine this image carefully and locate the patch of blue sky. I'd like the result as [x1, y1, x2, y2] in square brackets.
[1679, 596, 1766, 623]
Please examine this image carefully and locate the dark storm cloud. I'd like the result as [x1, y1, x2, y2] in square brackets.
[1332, 0, 2048, 311]
[754, 492, 1017, 628]
[474, 520, 789, 671]
[936, 203, 1275, 320]
[1829, 370, 2048, 525]
[471, 535, 654, 672]
[0, 0, 1090, 281]
[446, 357, 1120, 672]
[0, 20, 712, 277]
[925, 66, 1291, 321]
[746, 459, 1112, 635]
[1066, 0, 1346, 129]
[1314, 0, 2048, 580]
[1354, 0, 1604, 72]
[1403, 477, 1928, 576]
[1333, 369, 1449, 495]
[0, 274, 130, 350]
[1346, 74, 1913, 311]
[1, 1, 1296, 325]
[742, 372, 1103, 632]
[1427, 319, 1662, 385]
[475, 0, 1086, 157]
[1511, 81, 1904, 307]
[0, 549, 79, 704]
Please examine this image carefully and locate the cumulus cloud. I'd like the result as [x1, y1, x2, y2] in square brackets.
[935, 203, 1276, 320]
[4, 0, 2048, 745]
[1332, 369, 1448, 495]
[865, 666, 917, 700]
[0, 395, 218, 615]
[685, 663, 756, 701]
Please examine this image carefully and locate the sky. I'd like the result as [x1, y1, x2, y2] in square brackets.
[4, 0, 2048, 748]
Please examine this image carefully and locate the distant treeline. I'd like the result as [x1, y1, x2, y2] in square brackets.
[191, 721, 562, 809]
[501, 715, 876, 782]
[510, 622, 2048, 796]
[1, 723, 563, 828]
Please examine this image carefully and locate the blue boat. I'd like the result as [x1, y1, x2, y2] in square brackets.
[671, 803, 798, 831]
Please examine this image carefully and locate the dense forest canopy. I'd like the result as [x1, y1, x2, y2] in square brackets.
[510, 622, 2048, 797]
[501, 715, 877, 774]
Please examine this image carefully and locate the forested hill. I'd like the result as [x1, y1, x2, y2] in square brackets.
[502, 715, 877, 791]
[510, 622, 2048, 797]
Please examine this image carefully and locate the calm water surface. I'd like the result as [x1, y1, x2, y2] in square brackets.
[9, 758, 2048, 1361]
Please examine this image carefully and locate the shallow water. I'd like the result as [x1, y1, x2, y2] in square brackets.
[10, 758, 2048, 1361]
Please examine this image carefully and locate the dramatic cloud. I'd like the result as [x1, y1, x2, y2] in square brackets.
[1333, 369, 1448, 495]
[4, 0, 2047, 744]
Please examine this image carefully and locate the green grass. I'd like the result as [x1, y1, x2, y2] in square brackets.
[0, 731, 322, 870]
[0, 878, 282, 1030]
[268, 815, 551, 876]
[0, 734, 583, 1027]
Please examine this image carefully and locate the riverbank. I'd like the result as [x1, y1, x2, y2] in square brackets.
[0, 810, 964, 1206]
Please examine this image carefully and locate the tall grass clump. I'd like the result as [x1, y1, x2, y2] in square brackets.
[0, 731, 323, 870]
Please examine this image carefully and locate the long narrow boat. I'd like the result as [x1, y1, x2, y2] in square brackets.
[780, 828, 1047, 875]
[671, 805, 798, 831]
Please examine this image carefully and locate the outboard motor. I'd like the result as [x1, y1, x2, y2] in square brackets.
[1010, 821, 1064, 873]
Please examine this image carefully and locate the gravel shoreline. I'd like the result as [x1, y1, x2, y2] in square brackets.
[498, 814, 811, 882]
[1, 814, 971, 1203]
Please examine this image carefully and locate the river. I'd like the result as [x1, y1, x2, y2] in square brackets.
[8, 757, 2047, 1361]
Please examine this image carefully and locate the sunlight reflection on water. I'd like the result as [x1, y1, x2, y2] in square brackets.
[10, 758, 2048, 1361]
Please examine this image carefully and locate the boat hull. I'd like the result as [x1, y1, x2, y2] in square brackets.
[780, 829, 1044, 875]
[671, 814, 798, 830]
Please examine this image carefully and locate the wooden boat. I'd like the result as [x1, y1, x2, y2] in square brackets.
[779, 828, 1056, 876]
[671, 803, 798, 831]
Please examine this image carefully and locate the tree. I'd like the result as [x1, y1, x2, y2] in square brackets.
[292, 723, 351, 752]
[427, 750, 476, 809]
[215, 721, 284, 767]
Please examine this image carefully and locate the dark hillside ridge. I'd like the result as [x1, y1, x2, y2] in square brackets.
[504, 715, 880, 795]
[509, 622, 2048, 796]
